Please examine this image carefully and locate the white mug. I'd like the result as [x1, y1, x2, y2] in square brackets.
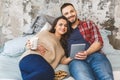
[30, 37, 38, 50]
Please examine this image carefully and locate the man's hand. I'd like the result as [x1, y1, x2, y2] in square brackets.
[74, 51, 88, 60]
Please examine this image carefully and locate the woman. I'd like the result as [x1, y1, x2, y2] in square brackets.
[19, 16, 72, 80]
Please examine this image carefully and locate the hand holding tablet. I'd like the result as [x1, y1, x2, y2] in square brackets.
[70, 44, 86, 58]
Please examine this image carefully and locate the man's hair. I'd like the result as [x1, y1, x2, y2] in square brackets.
[60, 3, 74, 14]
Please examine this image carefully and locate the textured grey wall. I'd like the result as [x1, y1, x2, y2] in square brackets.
[0, 0, 120, 49]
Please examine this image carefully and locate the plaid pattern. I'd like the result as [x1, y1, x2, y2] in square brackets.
[78, 20, 103, 45]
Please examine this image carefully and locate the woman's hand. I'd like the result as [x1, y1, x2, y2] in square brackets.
[25, 40, 47, 55]
[61, 56, 73, 64]
[25, 40, 31, 50]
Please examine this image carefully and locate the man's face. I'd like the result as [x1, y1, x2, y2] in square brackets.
[62, 5, 77, 24]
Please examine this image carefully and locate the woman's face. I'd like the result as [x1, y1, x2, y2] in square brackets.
[55, 19, 68, 36]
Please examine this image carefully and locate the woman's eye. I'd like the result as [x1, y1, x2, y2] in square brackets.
[64, 24, 67, 27]
[59, 23, 63, 26]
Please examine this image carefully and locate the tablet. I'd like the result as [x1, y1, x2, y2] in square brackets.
[70, 43, 86, 58]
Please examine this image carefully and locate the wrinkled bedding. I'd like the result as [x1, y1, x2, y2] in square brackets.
[0, 55, 22, 80]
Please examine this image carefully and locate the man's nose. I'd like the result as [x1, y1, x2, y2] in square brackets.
[68, 13, 72, 17]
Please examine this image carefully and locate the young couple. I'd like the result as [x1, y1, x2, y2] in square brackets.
[19, 3, 114, 80]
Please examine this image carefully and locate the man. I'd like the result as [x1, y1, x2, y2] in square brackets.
[60, 3, 114, 80]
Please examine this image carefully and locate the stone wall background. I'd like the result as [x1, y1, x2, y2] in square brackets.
[0, 0, 120, 49]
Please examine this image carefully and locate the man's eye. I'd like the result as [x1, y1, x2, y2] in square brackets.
[64, 13, 68, 16]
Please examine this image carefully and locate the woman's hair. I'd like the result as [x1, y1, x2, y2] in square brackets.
[49, 16, 72, 57]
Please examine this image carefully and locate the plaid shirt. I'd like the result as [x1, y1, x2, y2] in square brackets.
[78, 20, 103, 45]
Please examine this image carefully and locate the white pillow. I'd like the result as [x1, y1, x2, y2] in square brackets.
[40, 22, 52, 32]
[1, 36, 33, 57]
[23, 15, 55, 35]
[1, 22, 51, 57]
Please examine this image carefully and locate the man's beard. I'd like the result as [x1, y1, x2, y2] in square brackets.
[71, 17, 77, 24]
[68, 15, 77, 24]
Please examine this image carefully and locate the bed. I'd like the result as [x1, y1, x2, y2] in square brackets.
[0, 14, 120, 80]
